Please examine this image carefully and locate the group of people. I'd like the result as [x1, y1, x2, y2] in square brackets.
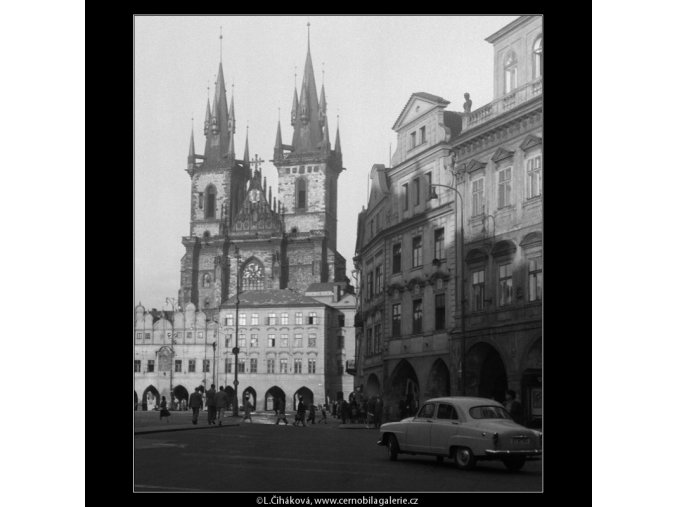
[273, 396, 329, 426]
[329, 394, 384, 428]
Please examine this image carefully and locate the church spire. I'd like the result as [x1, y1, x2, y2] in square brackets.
[243, 125, 250, 164]
[229, 84, 235, 134]
[291, 23, 322, 153]
[319, 83, 327, 127]
[203, 94, 211, 136]
[334, 114, 342, 155]
[291, 84, 299, 126]
[188, 120, 196, 169]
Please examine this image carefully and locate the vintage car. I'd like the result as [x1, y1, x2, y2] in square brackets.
[377, 397, 542, 471]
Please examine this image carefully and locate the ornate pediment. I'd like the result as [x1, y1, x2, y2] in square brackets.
[491, 240, 517, 258]
[465, 159, 488, 174]
[491, 147, 515, 163]
[405, 277, 425, 291]
[465, 248, 489, 264]
[386, 282, 405, 296]
[427, 270, 451, 285]
[520, 231, 542, 248]
[392, 92, 450, 131]
[519, 134, 542, 152]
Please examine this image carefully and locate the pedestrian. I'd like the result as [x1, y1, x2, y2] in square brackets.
[275, 398, 289, 425]
[374, 395, 384, 429]
[215, 386, 228, 426]
[181, 398, 187, 411]
[318, 404, 328, 424]
[504, 390, 524, 425]
[294, 395, 307, 426]
[340, 399, 349, 424]
[189, 387, 203, 425]
[307, 404, 316, 424]
[206, 384, 217, 425]
[159, 396, 171, 423]
[332, 401, 337, 418]
[242, 394, 253, 423]
[367, 396, 376, 428]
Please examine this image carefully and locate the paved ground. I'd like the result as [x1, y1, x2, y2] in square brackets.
[134, 412, 542, 492]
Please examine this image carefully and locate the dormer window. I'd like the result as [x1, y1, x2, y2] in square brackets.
[504, 51, 517, 94]
[533, 35, 543, 79]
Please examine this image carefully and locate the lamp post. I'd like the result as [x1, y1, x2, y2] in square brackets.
[212, 340, 217, 386]
[165, 297, 178, 409]
[430, 180, 466, 396]
[232, 245, 242, 416]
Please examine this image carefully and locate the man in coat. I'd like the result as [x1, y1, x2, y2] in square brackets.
[205, 384, 217, 425]
[215, 386, 228, 426]
[294, 395, 307, 426]
[188, 387, 203, 425]
[374, 395, 384, 429]
[504, 390, 524, 425]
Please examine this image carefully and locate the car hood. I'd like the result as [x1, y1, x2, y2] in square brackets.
[380, 417, 414, 430]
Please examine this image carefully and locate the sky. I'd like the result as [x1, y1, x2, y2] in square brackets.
[134, 15, 518, 310]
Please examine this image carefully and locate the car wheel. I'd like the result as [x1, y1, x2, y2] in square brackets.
[502, 456, 526, 472]
[387, 436, 400, 461]
[454, 447, 476, 470]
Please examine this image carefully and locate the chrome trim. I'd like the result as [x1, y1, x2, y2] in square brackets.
[485, 449, 542, 456]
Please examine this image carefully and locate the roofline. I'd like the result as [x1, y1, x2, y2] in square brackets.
[392, 94, 451, 131]
[485, 15, 540, 44]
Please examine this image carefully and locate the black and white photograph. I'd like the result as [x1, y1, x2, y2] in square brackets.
[132, 14, 542, 493]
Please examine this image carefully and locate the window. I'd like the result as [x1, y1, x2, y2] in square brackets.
[436, 404, 459, 420]
[367, 271, 374, 300]
[281, 313, 289, 325]
[174, 360, 182, 373]
[250, 334, 258, 347]
[434, 228, 445, 260]
[267, 313, 277, 325]
[206, 185, 217, 219]
[498, 263, 513, 306]
[308, 334, 317, 348]
[203, 359, 210, 373]
[294, 334, 303, 347]
[295, 312, 303, 325]
[294, 358, 302, 373]
[197, 331, 203, 340]
[308, 358, 317, 374]
[144, 332, 150, 341]
[225, 314, 234, 326]
[186, 331, 192, 340]
[409, 132, 416, 150]
[239, 313, 247, 326]
[198, 192, 204, 209]
[251, 313, 259, 325]
[413, 299, 423, 334]
[134, 360, 141, 372]
[412, 236, 422, 267]
[250, 358, 258, 374]
[299, 166, 305, 174]
[242, 261, 264, 291]
[528, 256, 543, 302]
[392, 243, 402, 273]
[533, 35, 543, 79]
[472, 178, 485, 216]
[472, 270, 486, 311]
[366, 327, 373, 356]
[280, 357, 288, 373]
[375, 265, 383, 295]
[238, 359, 245, 373]
[403, 184, 409, 211]
[224, 334, 232, 348]
[435, 293, 446, 330]
[267, 358, 275, 373]
[136, 332, 142, 341]
[420, 126, 426, 144]
[526, 156, 542, 199]
[414, 178, 420, 206]
[147, 360, 155, 373]
[308, 312, 318, 324]
[296, 178, 307, 209]
[504, 51, 517, 94]
[392, 303, 401, 337]
[238, 333, 246, 348]
[418, 403, 435, 419]
[338, 314, 345, 327]
[268, 334, 276, 347]
[188, 359, 196, 372]
[226, 358, 232, 373]
[374, 320, 382, 354]
[280, 334, 289, 347]
[498, 167, 512, 208]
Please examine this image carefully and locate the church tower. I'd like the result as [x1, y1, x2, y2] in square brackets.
[179, 34, 250, 313]
[273, 25, 347, 291]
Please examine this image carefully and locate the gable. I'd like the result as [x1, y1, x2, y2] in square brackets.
[520, 134, 542, 152]
[392, 92, 450, 131]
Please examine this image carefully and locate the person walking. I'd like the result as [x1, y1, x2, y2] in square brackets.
[275, 398, 289, 425]
[504, 390, 524, 425]
[306, 403, 316, 425]
[189, 387, 203, 425]
[374, 395, 384, 429]
[367, 396, 376, 428]
[206, 384, 217, 425]
[318, 404, 328, 424]
[215, 386, 228, 426]
[242, 394, 253, 423]
[294, 395, 307, 426]
[159, 396, 171, 423]
[340, 399, 349, 424]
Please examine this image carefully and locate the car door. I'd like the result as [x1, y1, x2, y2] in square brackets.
[429, 403, 460, 455]
[404, 403, 436, 452]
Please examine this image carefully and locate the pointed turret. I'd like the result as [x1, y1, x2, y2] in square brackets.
[229, 88, 235, 134]
[321, 114, 331, 151]
[243, 126, 250, 165]
[203, 97, 211, 136]
[227, 125, 235, 160]
[274, 119, 283, 160]
[210, 85, 220, 134]
[203, 56, 233, 166]
[291, 87, 299, 126]
[291, 32, 322, 153]
[188, 125, 196, 169]
[319, 84, 327, 126]
[334, 117, 342, 156]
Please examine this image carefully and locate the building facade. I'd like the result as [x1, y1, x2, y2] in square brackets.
[135, 31, 356, 413]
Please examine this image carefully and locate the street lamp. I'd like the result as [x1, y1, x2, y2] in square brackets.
[212, 340, 217, 386]
[165, 297, 178, 408]
[232, 245, 242, 416]
[429, 180, 466, 396]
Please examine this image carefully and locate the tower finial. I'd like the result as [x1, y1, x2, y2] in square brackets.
[219, 26, 223, 63]
[307, 21, 310, 50]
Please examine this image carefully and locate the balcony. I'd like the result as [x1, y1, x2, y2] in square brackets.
[462, 78, 542, 131]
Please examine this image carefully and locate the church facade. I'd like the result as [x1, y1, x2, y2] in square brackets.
[135, 33, 355, 413]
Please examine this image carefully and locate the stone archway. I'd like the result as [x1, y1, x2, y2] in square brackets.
[142, 385, 160, 411]
[365, 374, 381, 398]
[224, 386, 235, 410]
[425, 358, 451, 398]
[294, 387, 314, 410]
[388, 359, 420, 418]
[465, 342, 508, 403]
[265, 386, 286, 412]
[242, 387, 257, 410]
[173, 385, 189, 404]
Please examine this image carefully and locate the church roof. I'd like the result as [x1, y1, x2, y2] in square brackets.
[220, 289, 326, 308]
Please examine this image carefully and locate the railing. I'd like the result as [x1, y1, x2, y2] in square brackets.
[462, 78, 542, 131]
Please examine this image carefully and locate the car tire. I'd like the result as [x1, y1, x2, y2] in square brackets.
[454, 447, 476, 470]
[502, 456, 526, 472]
[387, 436, 400, 461]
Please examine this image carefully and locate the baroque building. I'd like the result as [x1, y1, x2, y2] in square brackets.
[135, 30, 356, 413]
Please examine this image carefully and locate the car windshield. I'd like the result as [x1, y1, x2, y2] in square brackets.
[468, 405, 512, 419]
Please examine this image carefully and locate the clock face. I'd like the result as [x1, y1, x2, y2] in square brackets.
[249, 189, 261, 203]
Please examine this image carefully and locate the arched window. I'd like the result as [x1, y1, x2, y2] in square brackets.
[296, 178, 307, 210]
[241, 259, 265, 291]
[205, 185, 217, 219]
[504, 51, 517, 94]
[533, 35, 543, 79]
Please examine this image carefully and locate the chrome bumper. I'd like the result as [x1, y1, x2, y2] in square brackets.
[485, 449, 542, 457]
[376, 440, 385, 446]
